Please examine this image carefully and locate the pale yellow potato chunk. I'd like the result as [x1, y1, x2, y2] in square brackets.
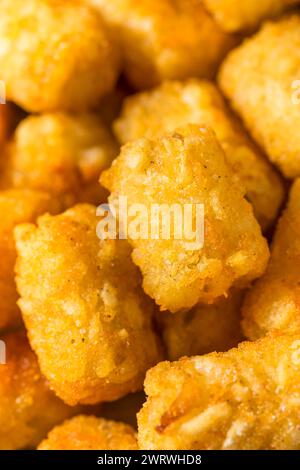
[0, 0, 120, 112]
[204, 0, 299, 31]
[101, 125, 269, 313]
[89, 0, 236, 89]
[242, 179, 300, 340]
[114, 80, 284, 230]
[0, 331, 75, 450]
[219, 15, 300, 178]
[2, 113, 118, 207]
[38, 415, 138, 450]
[158, 290, 244, 360]
[15, 204, 162, 406]
[0, 189, 61, 331]
[138, 333, 300, 450]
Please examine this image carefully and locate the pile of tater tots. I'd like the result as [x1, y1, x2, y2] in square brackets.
[2, 0, 300, 451]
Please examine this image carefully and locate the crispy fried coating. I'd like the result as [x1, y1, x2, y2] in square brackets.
[14, 204, 162, 406]
[89, 0, 236, 89]
[242, 179, 300, 340]
[0, 189, 61, 331]
[158, 290, 244, 361]
[219, 15, 300, 178]
[203, 0, 299, 32]
[0, 0, 120, 112]
[102, 125, 269, 313]
[114, 80, 284, 230]
[2, 113, 118, 207]
[0, 331, 75, 450]
[138, 333, 300, 450]
[38, 415, 138, 450]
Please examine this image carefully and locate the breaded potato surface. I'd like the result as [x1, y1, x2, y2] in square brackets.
[159, 290, 244, 361]
[90, 0, 236, 89]
[0, 0, 120, 112]
[38, 415, 138, 450]
[138, 333, 300, 450]
[101, 125, 269, 312]
[114, 80, 284, 230]
[204, 0, 299, 31]
[0, 331, 75, 450]
[2, 113, 118, 207]
[15, 204, 161, 406]
[219, 15, 300, 178]
[242, 179, 300, 339]
[0, 189, 61, 331]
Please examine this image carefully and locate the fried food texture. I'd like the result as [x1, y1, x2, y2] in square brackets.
[89, 0, 236, 89]
[219, 14, 300, 178]
[138, 333, 300, 450]
[38, 415, 138, 450]
[114, 80, 284, 230]
[159, 290, 244, 360]
[14, 204, 162, 406]
[242, 179, 300, 340]
[101, 125, 269, 313]
[0, 0, 120, 112]
[0, 189, 61, 331]
[3, 113, 118, 207]
[0, 331, 75, 450]
[203, 0, 300, 31]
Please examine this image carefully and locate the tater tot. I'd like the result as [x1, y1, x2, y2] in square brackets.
[219, 15, 300, 179]
[89, 0, 236, 89]
[138, 333, 300, 450]
[242, 179, 300, 340]
[203, 0, 299, 32]
[15, 204, 162, 406]
[38, 415, 138, 450]
[158, 290, 244, 361]
[0, 331, 75, 450]
[0, 189, 61, 331]
[0, 0, 120, 112]
[2, 113, 118, 207]
[101, 125, 269, 313]
[114, 80, 284, 230]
